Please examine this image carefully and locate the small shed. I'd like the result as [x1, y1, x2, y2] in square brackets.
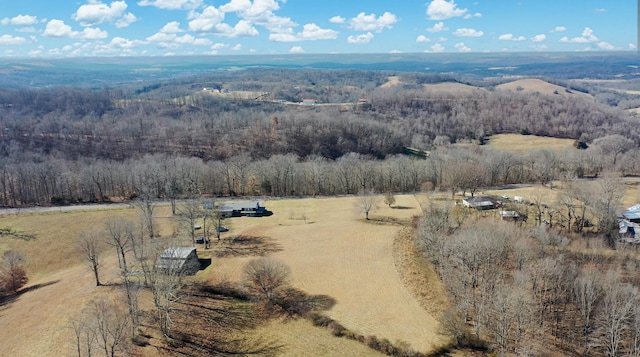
[156, 247, 200, 275]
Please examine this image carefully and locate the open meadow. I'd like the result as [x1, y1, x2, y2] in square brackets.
[0, 195, 448, 356]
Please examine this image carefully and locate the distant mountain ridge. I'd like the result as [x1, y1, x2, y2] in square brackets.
[0, 52, 637, 88]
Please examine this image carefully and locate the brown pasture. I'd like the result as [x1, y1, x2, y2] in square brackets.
[0, 195, 447, 356]
[486, 133, 576, 152]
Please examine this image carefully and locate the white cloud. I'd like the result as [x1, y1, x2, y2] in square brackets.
[329, 16, 345, 24]
[0, 35, 27, 45]
[531, 34, 546, 42]
[498, 34, 525, 41]
[426, 22, 448, 33]
[115, 13, 138, 28]
[138, 0, 202, 10]
[160, 21, 183, 33]
[81, 27, 109, 39]
[220, 0, 294, 33]
[72, 1, 129, 26]
[43, 19, 76, 38]
[177, 34, 212, 45]
[289, 46, 304, 53]
[347, 32, 374, 44]
[464, 13, 482, 19]
[270, 23, 338, 42]
[453, 28, 483, 37]
[630, 43, 637, 50]
[430, 43, 445, 52]
[530, 44, 548, 51]
[188, 6, 226, 32]
[348, 12, 397, 32]
[231, 43, 242, 50]
[211, 43, 228, 50]
[1, 15, 38, 26]
[43, 19, 109, 40]
[597, 41, 614, 50]
[426, 0, 467, 20]
[550, 26, 566, 33]
[389, 49, 402, 54]
[299, 23, 338, 40]
[109, 36, 145, 49]
[416, 35, 431, 43]
[215, 20, 260, 38]
[594, 8, 606, 13]
[454, 42, 471, 52]
[560, 27, 599, 43]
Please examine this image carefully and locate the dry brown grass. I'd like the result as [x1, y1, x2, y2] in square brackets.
[204, 195, 446, 353]
[0, 205, 176, 281]
[496, 78, 593, 100]
[422, 82, 486, 94]
[0, 196, 449, 356]
[380, 75, 402, 88]
[486, 133, 576, 152]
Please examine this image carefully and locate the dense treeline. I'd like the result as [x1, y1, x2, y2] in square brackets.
[419, 203, 640, 356]
[0, 139, 634, 207]
[0, 69, 635, 163]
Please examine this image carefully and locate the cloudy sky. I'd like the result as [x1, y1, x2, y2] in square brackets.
[0, 0, 636, 57]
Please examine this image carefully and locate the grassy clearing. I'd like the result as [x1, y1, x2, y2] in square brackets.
[204, 195, 446, 353]
[0, 196, 450, 356]
[485, 133, 576, 152]
[496, 78, 593, 100]
[0, 205, 177, 281]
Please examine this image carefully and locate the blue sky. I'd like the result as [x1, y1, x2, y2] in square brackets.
[0, 0, 636, 57]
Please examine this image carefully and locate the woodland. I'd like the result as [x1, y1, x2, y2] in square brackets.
[0, 67, 637, 206]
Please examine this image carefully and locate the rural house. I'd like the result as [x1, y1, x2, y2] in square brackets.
[156, 247, 200, 275]
[620, 204, 640, 242]
[218, 201, 272, 218]
[463, 196, 500, 210]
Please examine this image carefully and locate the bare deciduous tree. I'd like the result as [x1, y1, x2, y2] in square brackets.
[592, 273, 638, 357]
[77, 231, 104, 287]
[0, 250, 28, 294]
[573, 267, 603, 354]
[384, 191, 396, 208]
[104, 218, 135, 273]
[355, 190, 377, 220]
[243, 257, 291, 302]
[90, 298, 131, 357]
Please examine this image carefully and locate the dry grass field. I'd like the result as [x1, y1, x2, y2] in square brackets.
[486, 133, 576, 152]
[422, 82, 486, 94]
[203, 195, 445, 353]
[496, 78, 593, 100]
[0, 195, 447, 356]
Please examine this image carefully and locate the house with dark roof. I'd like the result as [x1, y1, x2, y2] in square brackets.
[463, 196, 500, 210]
[218, 201, 272, 218]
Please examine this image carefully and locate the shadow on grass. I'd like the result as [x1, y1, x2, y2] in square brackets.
[214, 235, 283, 258]
[392, 205, 415, 210]
[0, 279, 59, 309]
[198, 258, 212, 271]
[143, 284, 285, 356]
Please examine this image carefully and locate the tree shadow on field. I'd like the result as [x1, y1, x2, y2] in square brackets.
[214, 235, 283, 258]
[0, 279, 59, 309]
[391, 205, 414, 210]
[146, 284, 285, 356]
[274, 288, 337, 319]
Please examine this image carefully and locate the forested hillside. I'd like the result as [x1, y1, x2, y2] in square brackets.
[0, 67, 637, 206]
